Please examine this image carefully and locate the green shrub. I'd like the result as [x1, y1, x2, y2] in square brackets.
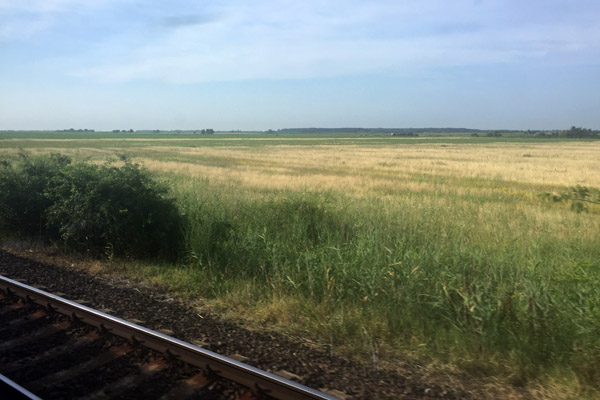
[0, 153, 70, 236]
[0, 153, 182, 260]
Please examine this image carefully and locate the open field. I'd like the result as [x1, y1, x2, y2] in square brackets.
[2, 132, 600, 397]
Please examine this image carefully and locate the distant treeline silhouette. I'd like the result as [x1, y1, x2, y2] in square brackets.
[276, 127, 486, 134]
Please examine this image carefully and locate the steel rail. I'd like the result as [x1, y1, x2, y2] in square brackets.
[0, 373, 43, 400]
[0, 275, 339, 400]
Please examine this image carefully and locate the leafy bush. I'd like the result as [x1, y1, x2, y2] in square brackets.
[0, 153, 70, 236]
[0, 153, 182, 260]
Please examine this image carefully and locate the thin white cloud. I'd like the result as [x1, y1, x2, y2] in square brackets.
[4, 0, 599, 82]
[0, 16, 51, 41]
[161, 14, 216, 28]
[0, 0, 123, 41]
[77, 1, 600, 84]
[0, 0, 116, 13]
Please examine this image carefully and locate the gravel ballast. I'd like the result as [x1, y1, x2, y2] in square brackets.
[0, 249, 481, 399]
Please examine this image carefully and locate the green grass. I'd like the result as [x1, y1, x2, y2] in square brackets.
[159, 176, 600, 390]
[0, 130, 592, 150]
[2, 133, 600, 396]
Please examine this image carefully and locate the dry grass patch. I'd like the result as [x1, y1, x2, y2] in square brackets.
[131, 142, 600, 195]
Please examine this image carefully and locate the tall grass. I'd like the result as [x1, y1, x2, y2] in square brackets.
[2, 138, 600, 392]
[170, 176, 600, 386]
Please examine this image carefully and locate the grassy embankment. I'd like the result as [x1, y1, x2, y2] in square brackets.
[1, 132, 600, 396]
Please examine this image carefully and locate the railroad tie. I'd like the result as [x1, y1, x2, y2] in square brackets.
[0, 331, 101, 374]
[1, 275, 341, 400]
[5, 310, 47, 328]
[0, 321, 71, 352]
[0, 301, 25, 318]
[158, 372, 211, 400]
[76, 358, 168, 400]
[24, 343, 133, 393]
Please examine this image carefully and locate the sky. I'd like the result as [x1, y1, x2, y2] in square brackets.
[1, 0, 599, 131]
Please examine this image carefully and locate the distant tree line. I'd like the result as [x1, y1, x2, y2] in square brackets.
[107, 129, 215, 134]
[524, 126, 599, 138]
[43, 126, 599, 138]
[275, 127, 484, 134]
[273, 126, 599, 138]
[562, 126, 599, 138]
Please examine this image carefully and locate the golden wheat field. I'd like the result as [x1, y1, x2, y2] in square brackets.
[3, 136, 598, 190]
[138, 141, 600, 195]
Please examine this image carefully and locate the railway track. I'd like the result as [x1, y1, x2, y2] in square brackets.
[0, 275, 341, 400]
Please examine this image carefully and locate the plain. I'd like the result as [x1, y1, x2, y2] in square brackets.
[1, 132, 599, 398]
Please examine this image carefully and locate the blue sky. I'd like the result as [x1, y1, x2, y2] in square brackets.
[1, 0, 599, 131]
